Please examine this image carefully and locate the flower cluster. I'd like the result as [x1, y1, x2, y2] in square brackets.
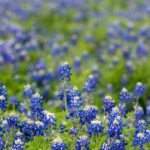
[51, 137, 67, 150]
[76, 135, 90, 150]
[101, 137, 126, 150]
[57, 62, 71, 82]
[133, 120, 150, 149]
[119, 88, 132, 102]
[79, 105, 98, 125]
[1, 0, 150, 149]
[83, 75, 97, 93]
[133, 82, 145, 98]
[0, 84, 7, 112]
[103, 96, 115, 114]
[12, 138, 24, 150]
[108, 109, 123, 138]
[88, 119, 103, 137]
[30, 92, 43, 120]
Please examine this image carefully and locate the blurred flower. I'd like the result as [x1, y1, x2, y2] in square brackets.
[57, 62, 71, 82]
[83, 75, 97, 93]
[23, 84, 34, 98]
[119, 88, 132, 102]
[0, 84, 7, 112]
[133, 82, 145, 98]
[134, 106, 144, 120]
[10, 96, 20, 105]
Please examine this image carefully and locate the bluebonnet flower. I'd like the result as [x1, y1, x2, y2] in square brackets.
[133, 120, 150, 150]
[136, 41, 148, 58]
[21, 118, 34, 138]
[51, 43, 61, 57]
[111, 138, 126, 150]
[103, 96, 115, 114]
[0, 95, 7, 112]
[133, 82, 145, 98]
[60, 121, 67, 133]
[69, 126, 78, 137]
[92, 66, 99, 81]
[59, 86, 82, 115]
[67, 87, 82, 112]
[57, 62, 71, 82]
[118, 104, 127, 117]
[135, 120, 147, 131]
[133, 132, 148, 150]
[42, 111, 56, 129]
[101, 137, 126, 150]
[51, 136, 67, 150]
[100, 138, 111, 150]
[126, 61, 133, 73]
[42, 86, 51, 99]
[76, 135, 90, 150]
[121, 75, 128, 87]
[62, 43, 68, 53]
[106, 84, 114, 94]
[71, 34, 77, 46]
[83, 75, 97, 93]
[1, 119, 8, 132]
[139, 25, 149, 36]
[134, 106, 144, 120]
[18, 103, 27, 115]
[6, 113, 19, 129]
[12, 138, 24, 150]
[0, 136, 4, 150]
[108, 112, 123, 138]
[31, 67, 53, 86]
[88, 119, 103, 137]
[69, 96, 82, 111]
[146, 105, 150, 116]
[10, 96, 19, 105]
[73, 57, 81, 73]
[79, 105, 98, 125]
[122, 48, 131, 60]
[33, 121, 45, 136]
[23, 84, 34, 98]
[0, 84, 7, 99]
[111, 106, 124, 117]
[0, 84, 7, 112]
[30, 92, 43, 110]
[82, 52, 89, 60]
[85, 35, 96, 43]
[119, 88, 132, 102]
[30, 92, 43, 121]
[15, 131, 24, 140]
[108, 44, 116, 55]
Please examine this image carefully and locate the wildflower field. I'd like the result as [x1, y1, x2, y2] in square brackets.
[1, 0, 150, 149]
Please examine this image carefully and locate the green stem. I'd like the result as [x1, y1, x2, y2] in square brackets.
[63, 81, 68, 113]
[64, 87, 68, 113]
[134, 97, 139, 110]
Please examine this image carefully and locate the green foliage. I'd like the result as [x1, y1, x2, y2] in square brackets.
[24, 136, 49, 150]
